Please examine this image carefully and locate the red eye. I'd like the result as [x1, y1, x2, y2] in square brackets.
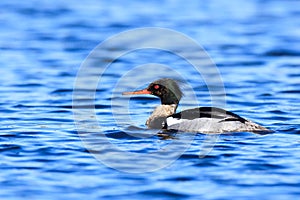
[154, 84, 160, 89]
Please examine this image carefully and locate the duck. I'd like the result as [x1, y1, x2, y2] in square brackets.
[122, 78, 271, 134]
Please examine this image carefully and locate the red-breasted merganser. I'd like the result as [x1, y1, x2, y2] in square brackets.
[123, 78, 271, 134]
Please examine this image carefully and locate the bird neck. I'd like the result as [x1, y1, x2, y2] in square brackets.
[160, 93, 180, 105]
[153, 104, 178, 116]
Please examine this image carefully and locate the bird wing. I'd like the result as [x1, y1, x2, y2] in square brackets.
[167, 107, 246, 124]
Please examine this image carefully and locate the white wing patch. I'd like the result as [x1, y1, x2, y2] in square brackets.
[166, 116, 188, 126]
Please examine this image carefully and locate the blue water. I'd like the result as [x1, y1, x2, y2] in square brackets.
[1, 0, 300, 199]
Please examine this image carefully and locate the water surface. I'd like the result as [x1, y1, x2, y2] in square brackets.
[1, 0, 300, 199]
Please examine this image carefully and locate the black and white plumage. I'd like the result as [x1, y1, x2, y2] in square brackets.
[123, 78, 271, 134]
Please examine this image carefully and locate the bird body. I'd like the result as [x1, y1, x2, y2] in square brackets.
[123, 78, 271, 134]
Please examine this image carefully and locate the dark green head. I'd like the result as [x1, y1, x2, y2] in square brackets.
[146, 78, 183, 105]
[123, 78, 183, 105]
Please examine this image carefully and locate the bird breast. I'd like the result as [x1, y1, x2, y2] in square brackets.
[146, 104, 177, 128]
